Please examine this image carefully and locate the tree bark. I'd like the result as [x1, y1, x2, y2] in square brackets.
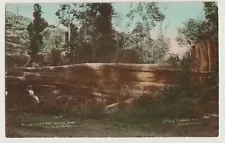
[191, 45, 197, 72]
[207, 41, 212, 72]
[195, 44, 201, 72]
[203, 41, 209, 72]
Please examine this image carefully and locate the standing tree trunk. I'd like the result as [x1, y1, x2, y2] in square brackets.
[213, 41, 219, 72]
[207, 41, 212, 72]
[202, 41, 209, 72]
[195, 44, 201, 72]
[191, 45, 197, 72]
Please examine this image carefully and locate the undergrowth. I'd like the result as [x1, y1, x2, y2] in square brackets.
[6, 52, 218, 126]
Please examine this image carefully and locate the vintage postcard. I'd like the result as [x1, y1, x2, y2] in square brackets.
[4, 0, 219, 138]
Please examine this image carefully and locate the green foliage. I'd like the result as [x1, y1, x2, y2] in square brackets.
[198, 72, 219, 104]
[204, 2, 218, 34]
[55, 3, 167, 63]
[124, 21, 170, 64]
[165, 53, 181, 68]
[56, 3, 116, 62]
[5, 54, 30, 68]
[39, 104, 64, 115]
[109, 93, 198, 126]
[74, 101, 106, 119]
[41, 27, 64, 55]
[51, 49, 62, 66]
[166, 51, 201, 98]
[177, 2, 218, 46]
[114, 49, 141, 63]
[123, 3, 168, 64]
[126, 2, 165, 31]
[110, 50, 217, 123]
[27, 3, 48, 63]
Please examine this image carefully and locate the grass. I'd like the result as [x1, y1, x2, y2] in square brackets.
[6, 91, 218, 137]
[5, 69, 219, 137]
[6, 107, 218, 137]
[6, 98, 218, 137]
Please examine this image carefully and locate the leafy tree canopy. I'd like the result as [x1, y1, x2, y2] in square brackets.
[27, 3, 48, 63]
[177, 2, 218, 46]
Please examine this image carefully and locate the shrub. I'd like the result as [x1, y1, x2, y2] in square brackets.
[51, 49, 62, 66]
[74, 101, 106, 119]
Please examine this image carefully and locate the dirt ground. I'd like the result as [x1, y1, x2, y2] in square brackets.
[5, 112, 218, 137]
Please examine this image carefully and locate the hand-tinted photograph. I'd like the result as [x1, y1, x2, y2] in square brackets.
[5, 2, 218, 137]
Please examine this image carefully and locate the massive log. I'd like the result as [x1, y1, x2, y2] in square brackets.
[8, 63, 173, 73]
[5, 75, 132, 99]
[6, 74, 172, 99]
[6, 63, 178, 94]
[22, 70, 179, 86]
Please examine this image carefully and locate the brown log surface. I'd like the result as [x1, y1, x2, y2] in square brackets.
[8, 63, 173, 72]
[191, 41, 218, 72]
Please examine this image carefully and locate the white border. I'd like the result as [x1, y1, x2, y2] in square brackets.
[3, 0, 219, 3]
[1, 0, 224, 143]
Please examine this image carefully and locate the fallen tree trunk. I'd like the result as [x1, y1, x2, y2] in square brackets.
[8, 63, 174, 72]
[6, 74, 175, 101]
[5, 75, 133, 100]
